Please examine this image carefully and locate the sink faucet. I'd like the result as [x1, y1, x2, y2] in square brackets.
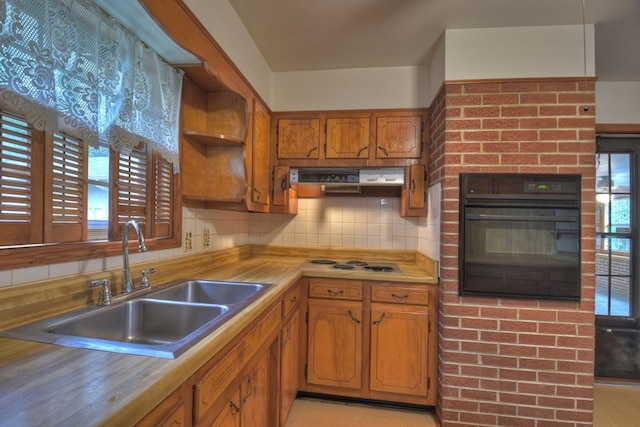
[122, 219, 147, 294]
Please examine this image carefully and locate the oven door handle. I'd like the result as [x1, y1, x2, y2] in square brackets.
[465, 214, 578, 222]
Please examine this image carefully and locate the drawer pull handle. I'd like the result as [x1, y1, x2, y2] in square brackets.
[348, 310, 361, 324]
[307, 146, 318, 157]
[290, 296, 298, 304]
[229, 400, 240, 414]
[392, 293, 409, 301]
[242, 375, 253, 403]
[327, 289, 344, 296]
[373, 312, 386, 325]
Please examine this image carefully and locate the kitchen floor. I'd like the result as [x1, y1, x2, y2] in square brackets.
[285, 398, 436, 427]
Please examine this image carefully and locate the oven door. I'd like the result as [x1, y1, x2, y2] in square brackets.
[461, 206, 581, 299]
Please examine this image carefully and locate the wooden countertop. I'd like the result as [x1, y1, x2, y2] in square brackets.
[0, 252, 437, 426]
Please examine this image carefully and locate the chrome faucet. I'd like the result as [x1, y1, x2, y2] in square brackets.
[122, 219, 147, 294]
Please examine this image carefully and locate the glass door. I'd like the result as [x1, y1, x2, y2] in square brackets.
[595, 136, 640, 380]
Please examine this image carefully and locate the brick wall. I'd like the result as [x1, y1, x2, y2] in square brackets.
[429, 78, 597, 427]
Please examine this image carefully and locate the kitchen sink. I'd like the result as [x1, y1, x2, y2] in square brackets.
[1, 279, 272, 359]
[48, 299, 227, 344]
[147, 280, 265, 305]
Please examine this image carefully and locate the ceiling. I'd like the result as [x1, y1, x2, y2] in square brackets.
[227, 0, 640, 81]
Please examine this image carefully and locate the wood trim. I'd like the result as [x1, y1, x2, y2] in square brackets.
[596, 123, 640, 134]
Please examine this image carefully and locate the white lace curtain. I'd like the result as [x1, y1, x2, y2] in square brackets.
[0, 0, 184, 170]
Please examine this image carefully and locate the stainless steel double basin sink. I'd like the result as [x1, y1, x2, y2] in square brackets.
[1, 280, 271, 358]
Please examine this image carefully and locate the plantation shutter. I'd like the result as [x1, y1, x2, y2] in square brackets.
[113, 144, 149, 239]
[152, 153, 173, 238]
[0, 111, 43, 245]
[44, 132, 87, 242]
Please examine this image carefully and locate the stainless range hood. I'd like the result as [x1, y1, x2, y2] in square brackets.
[290, 167, 405, 186]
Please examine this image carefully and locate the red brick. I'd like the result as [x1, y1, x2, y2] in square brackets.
[518, 405, 555, 419]
[501, 105, 538, 117]
[519, 333, 557, 346]
[460, 412, 498, 425]
[496, 415, 536, 427]
[557, 336, 595, 349]
[447, 94, 482, 106]
[540, 105, 578, 116]
[499, 344, 538, 357]
[446, 328, 479, 341]
[499, 368, 537, 381]
[555, 409, 593, 423]
[463, 130, 500, 141]
[461, 341, 499, 354]
[559, 92, 593, 104]
[447, 305, 482, 317]
[460, 388, 498, 402]
[520, 117, 558, 129]
[500, 130, 538, 141]
[463, 153, 501, 164]
[540, 81, 578, 92]
[521, 93, 558, 104]
[501, 153, 539, 164]
[447, 398, 479, 411]
[443, 374, 481, 388]
[480, 307, 519, 319]
[479, 402, 517, 416]
[460, 318, 498, 330]
[483, 118, 519, 129]
[448, 118, 482, 130]
[483, 94, 520, 105]
[519, 357, 556, 370]
[500, 391, 538, 405]
[558, 117, 596, 128]
[464, 106, 500, 117]
[461, 364, 499, 378]
[480, 378, 518, 392]
[463, 82, 502, 93]
[447, 142, 482, 153]
[538, 346, 578, 360]
[538, 396, 577, 409]
[517, 382, 555, 395]
[556, 385, 593, 399]
[481, 355, 518, 368]
[520, 142, 558, 153]
[538, 322, 577, 335]
[538, 371, 578, 384]
[501, 81, 539, 92]
[519, 309, 557, 321]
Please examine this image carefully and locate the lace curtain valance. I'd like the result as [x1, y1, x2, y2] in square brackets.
[0, 0, 184, 170]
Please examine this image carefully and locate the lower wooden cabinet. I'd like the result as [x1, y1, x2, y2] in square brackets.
[302, 278, 437, 406]
[137, 382, 192, 427]
[280, 283, 301, 425]
[211, 389, 241, 427]
[307, 299, 363, 390]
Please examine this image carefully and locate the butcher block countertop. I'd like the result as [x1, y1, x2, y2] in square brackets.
[0, 245, 437, 427]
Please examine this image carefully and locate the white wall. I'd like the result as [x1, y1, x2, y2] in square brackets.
[445, 25, 595, 80]
[595, 82, 640, 124]
[271, 65, 430, 111]
[183, 0, 273, 105]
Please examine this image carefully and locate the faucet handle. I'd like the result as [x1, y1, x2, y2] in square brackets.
[89, 279, 112, 306]
[140, 268, 156, 288]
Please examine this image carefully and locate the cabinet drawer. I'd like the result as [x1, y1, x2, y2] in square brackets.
[371, 284, 429, 306]
[308, 278, 362, 301]
[282, 284, 301, 319]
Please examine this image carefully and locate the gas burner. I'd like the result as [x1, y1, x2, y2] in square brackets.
[364, 265, 394, 272]
[333, 264, 355, 270]
[311, 259, 337, 264]
[346, 260, 368, 266]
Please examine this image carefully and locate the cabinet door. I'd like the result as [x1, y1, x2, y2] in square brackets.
[370, 303, 429, 396]
[136, 382, 190, 427]
[400, 164, 427, 217]
[307, 299, 362, 390]
[280, 310, 300, 425]
[277, 118, 320, 159]
[251, 98, 271, 209]
[325, 116, 370, 159]
[211, 389, 241, 427]
[375, 115, 423, 159]
[241, 351, 269, 427]
[271, 166, 297, 214]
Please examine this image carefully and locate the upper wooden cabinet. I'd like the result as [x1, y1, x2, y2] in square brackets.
[400, 164, 427, 217]
[375, 113, 423, 159]
[274, 109, 428, 167]
[325, 116, 370, 159]
[276, 118, 321, 160]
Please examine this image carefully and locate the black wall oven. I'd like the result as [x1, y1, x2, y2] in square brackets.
[460, 174, 582, 300]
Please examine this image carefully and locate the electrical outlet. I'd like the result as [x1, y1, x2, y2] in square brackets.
[184, 230, 193, 252]
[203, 228, 210, 248]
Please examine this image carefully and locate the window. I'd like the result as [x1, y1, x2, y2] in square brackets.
[0, 109, 180, 270]
[595, 137, 639, 318]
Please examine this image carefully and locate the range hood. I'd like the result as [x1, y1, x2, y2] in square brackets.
[290, 167, 405, 186]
